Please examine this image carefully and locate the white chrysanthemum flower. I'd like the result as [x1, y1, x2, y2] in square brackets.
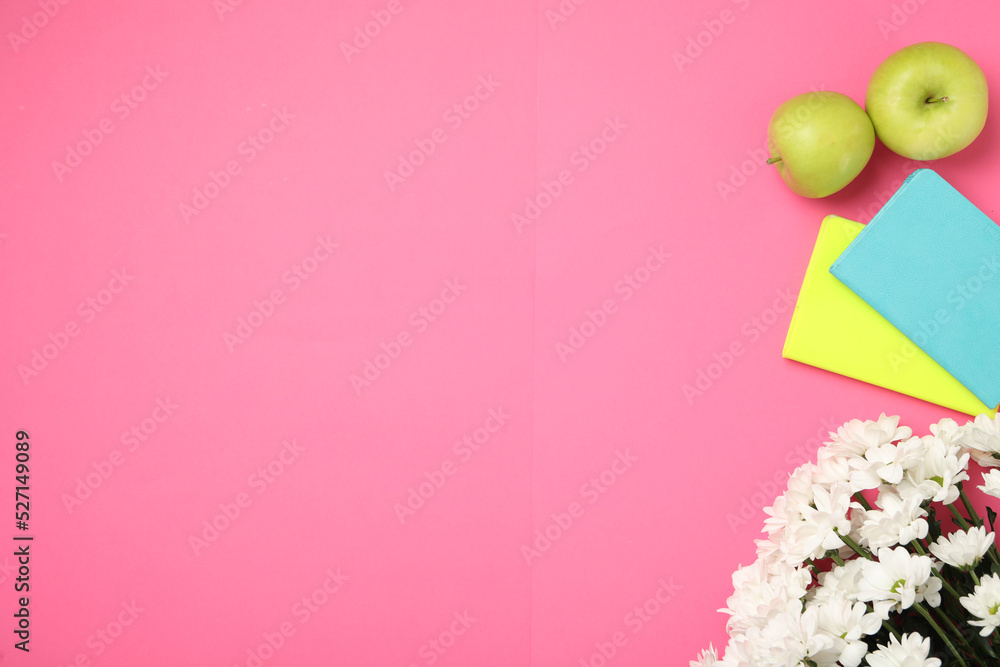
[866, 632, 941, 667]
[759, 606, 835, 666]
[960, 572, 1000, 636]
[859, 490, 928, 549]
[759, 466, 821, 562]
[720, 559, 810, 635]
[785, 482, 853, 563]
[848, 435, 925, 492]
[825, 414, 912, 460]
[897, 434, 970, 505]
[760, 495, 802, 562]
[810, 558, 867, 606]
[929, 526, 995, 571]
[689, 644, 719, 667]
[754, 534, 781, 564]
[856, 546, 942, 618]
[807, 591, 882, 667]
[721, 628, 760, 666]
[979, 469, 1000, 500]
[761, 493, 793, 538]
[766, 560, 813, 598]
[959, 413, 1000, 468]
[784, 461, 822, 509]
[930, 417, 962, 444]
[815, 449, 853, 487]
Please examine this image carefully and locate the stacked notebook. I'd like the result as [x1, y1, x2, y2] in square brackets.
[783, 169, 1000, 417]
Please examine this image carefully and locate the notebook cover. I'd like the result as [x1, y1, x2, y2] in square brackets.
[829, 169, 1000, 409]
[783, 214, 997, 417]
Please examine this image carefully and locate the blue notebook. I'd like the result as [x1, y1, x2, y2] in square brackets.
[830, 169, 1000, 409]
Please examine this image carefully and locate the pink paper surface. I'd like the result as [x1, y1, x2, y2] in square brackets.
[2, 1, 999, 665]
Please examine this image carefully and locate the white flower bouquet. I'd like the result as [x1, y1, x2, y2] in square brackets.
[693, 413, 1000, 667]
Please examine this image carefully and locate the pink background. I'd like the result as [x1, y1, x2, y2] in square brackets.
[2, 1, 999, 665]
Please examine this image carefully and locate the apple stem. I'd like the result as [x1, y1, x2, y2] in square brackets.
[925, 96, 949, 104]
[767, 156, 782, 165]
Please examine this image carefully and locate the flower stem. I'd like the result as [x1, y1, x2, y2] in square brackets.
[913, 601, 969, 667]
[949, 503, 973, 530]
[934, 568, 963, 599]
[833, 528, 873, 560]
[959, 486, 983, 527]
[853, 491, 872, 511]
[932, 601, 976, 654]
[990, 544, 1000, 569]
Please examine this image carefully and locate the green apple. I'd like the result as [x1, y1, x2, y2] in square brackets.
[766, 91, 876, 198]
[865, 41, 988, 160]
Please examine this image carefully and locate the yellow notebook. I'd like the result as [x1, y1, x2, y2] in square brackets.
[783, 215, 997, 417]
